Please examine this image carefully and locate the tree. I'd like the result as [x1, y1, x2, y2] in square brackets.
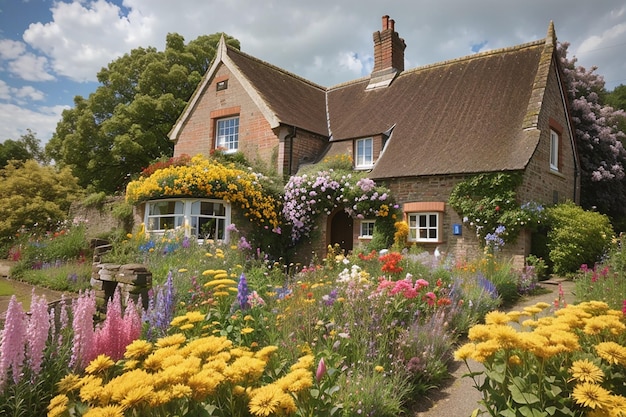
[0, 129, 48, 167]
[0, 160, 83, 249]
[46, 33, 240, 194]
[558, 43, 626, 224]
[606, 84, 626, 134]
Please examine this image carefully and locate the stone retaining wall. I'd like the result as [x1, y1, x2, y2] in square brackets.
[91, 242, 152, 311]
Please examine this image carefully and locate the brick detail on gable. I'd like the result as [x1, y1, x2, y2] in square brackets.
[210, 106, 240, 119]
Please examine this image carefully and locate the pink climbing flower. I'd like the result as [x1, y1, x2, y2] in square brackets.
[71, 290, 96, 369]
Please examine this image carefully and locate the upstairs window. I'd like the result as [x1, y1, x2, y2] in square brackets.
[550, 129, 559, 171]
[216, 116, 239, 152]
[355, 137, 373, 169]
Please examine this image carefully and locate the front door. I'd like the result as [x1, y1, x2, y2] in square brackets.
[329, 209, 353, 254]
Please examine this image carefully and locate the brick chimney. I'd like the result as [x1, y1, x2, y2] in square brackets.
[368, 15, 406, 90]
[373, 15, 406, 73]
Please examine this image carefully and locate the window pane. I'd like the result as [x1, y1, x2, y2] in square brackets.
[217, 117, 239, 151]
[419, 215, 427, 227]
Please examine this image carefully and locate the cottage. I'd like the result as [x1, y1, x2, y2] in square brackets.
[160, 16, 579, 263]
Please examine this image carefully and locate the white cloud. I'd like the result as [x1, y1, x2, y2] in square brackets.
[0, 103, 67, 142]
[0, 39, 26, 59]
[8, 52, 54, 81]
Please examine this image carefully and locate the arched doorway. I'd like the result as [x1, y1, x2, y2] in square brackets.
[328, 209, 353, 254]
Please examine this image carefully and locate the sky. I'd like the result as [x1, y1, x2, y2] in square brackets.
[0, 0, 625, 144]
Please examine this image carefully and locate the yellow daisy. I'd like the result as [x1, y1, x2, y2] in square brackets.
[569, 359, 605, 384]
[85, 354, 115, 375]
[572, 382, 612, 409]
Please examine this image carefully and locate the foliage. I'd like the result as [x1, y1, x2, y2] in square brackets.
[126, 154, 282, 232]
[574, 234, 626, 311]
[45, 33, 240, 194]
[283, 167, 397, 243]
[456, 301, 626, 417]
[0, 129, 48, 168]
[525, 254, 548, 281]
[558, 43, 626, 224]
[4, 219, 609, 416]
[81, 192, 108, 210]
[545, 202, 613, 275]
[0, 160, 84, 253]
[449, 172, 546, 245]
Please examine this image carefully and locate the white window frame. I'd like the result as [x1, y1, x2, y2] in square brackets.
[355, 137, 374, 169]
[359, 220, 375, 239]
[407, 212, 440, 243]
[145, 198, 231, 243]
[550, 129, 559, 171]
[216, 116, 239, 153]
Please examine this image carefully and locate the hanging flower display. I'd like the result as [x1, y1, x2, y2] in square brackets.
[126, 154, 281, 230]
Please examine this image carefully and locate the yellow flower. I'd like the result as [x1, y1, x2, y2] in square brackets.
[85, 354, 115, 375]
[155, 333, 187, 348]
[570, 359, 604, 384]
[484, 311, 510, 325]
[47, 394, 69, 417]
[56, 373, 83, 394]
[124, 339, 153, 359]
[248, 384, 283, 416]
[454, 343, 476, 361]
[241, 327, 255, 334]
[204, 278, 237, 287]
[82, 405, 125, 417]
[572, 382, 612, 409]
[178, 268, 188, 273]
[79, 375, 103, 403]
[508, 355, 522, 366]
[375, 365, 384, 372]
[120, 385, 154, 409]
[595, 341, 626, 366]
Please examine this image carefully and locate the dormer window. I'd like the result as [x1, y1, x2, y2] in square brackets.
[355, 137, 373, 169]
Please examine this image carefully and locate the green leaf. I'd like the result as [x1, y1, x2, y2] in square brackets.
[518, 405, 547, 417]
[509, 381, 540, 405]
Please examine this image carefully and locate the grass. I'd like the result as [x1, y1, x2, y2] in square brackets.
[0, 280, 13, 296]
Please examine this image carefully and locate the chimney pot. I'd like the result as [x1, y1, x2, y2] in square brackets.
[390, 19, 395, 31]
[382, 15, 389, 30]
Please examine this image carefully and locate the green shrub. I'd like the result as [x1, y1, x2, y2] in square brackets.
[81, 191, 107, 209]
[546, 202, 613, 275]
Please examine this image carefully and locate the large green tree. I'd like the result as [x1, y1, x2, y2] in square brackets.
[46, 33, 239, 193]
[0, 159, 83, 249]
[0, 129, 48, 167]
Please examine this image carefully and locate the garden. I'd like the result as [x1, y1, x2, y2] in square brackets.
[1, 154, 625, 417]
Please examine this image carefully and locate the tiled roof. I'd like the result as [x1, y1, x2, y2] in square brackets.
[226, 47, 329, 136]
[326, 39, 550, 178]
[193, 25, 557, 178]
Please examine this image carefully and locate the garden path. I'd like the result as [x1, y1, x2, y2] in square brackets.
[412, 278, 577, 417]
[0, 260, 69, 318]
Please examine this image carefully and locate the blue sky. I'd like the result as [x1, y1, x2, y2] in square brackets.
[1, 0, 625, 144]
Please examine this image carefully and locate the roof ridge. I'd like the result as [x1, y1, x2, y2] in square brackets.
[400, 38, 545, 77]
[225, 44, 327, 92]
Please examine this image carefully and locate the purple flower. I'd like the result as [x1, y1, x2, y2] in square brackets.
[237, 273, 250, 310]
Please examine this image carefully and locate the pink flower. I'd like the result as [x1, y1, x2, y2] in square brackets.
[414, 279, 429, 290]
[71, 290, 96, 369]
[26, 291, 50, 378]
[424, 292, 437, 306]
[0, 296, 27, 387]
[316, 357, 327, 382]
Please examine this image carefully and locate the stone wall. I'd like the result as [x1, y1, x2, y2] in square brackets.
[91, 241, 151, 311]
[71, 196, 130, 239]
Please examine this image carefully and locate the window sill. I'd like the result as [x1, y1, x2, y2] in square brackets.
[549, 168, 565, 178]
[358, 236, 373, 240]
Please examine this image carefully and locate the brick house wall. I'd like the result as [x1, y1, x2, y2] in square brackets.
[173, 65, 279, 169]
[518, 60, 580, 205]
